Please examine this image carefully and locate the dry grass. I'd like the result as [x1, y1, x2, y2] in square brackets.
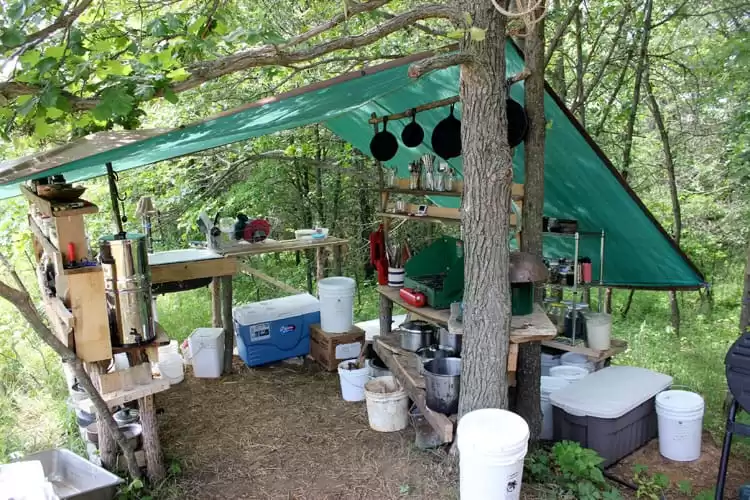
[157, 359, 459, 499]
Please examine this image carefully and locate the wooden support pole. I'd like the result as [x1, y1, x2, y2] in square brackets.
[379, 294, 394, 336]
[333, 245, 343, 276]
[138, 395, 165, 482]
[316, 247, 325, 282]
[211, 278, 222, 328]
[88, 362, 117, 469]
[239, 263, 302, 295]
[221, 275, 234, 375]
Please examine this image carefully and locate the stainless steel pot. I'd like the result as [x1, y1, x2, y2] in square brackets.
[423, 357, 461, 414]
[416, 345, 456, 374]
[438, 327, 462, 356]
[399, 320, 436, 352]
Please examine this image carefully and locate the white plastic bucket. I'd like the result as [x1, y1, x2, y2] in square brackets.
[655, 390, 704, 461]
[585, 313, 612, 351]
[337, 359, 369, 402]
[188, 327, 224, 378]
[158, 340, 180, 358]
[159, 352, 184, 385]
[387, 267, 405, 288]
[560, 352, 595, 373]
[541, 352, 561, 376]
[540, 376, 570, 440]
[458, 408, 530, 500]
[318, 277, 356, 333]
[549, 364, 589, 382]
[364, 376, 409, 432]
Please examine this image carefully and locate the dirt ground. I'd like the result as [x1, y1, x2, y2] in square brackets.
[609, 432, 750, 499]
[157, 359, 460, 500]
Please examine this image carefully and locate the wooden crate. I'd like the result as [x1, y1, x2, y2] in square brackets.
[309, 323, 365, 371]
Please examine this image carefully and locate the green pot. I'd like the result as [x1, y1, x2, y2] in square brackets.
[511, 283, 534, 316]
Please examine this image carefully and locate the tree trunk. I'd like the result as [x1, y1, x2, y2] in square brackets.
[621, 0, 653, 180]
[0, 278, 142, 479]
[456, 0, 512, 416]
[645, 62, 681, 335]
[621, 289, 635, 318]
[516, 6, 546, 443]
[573, 10, 585, 127]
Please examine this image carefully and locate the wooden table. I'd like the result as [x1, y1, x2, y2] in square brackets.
[542, 337, 628, 368]
[377, 285, 557, 343]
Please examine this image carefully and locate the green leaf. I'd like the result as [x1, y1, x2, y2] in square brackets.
[39, 86, 61, 108]
[34, 117, 53, 138]
[73, 113, 93, 128]
[156, 48, 178, 69]
[1, 28, 26, 48]
[134, 84, 155, 99]
[463, 12, 472, 26]
[44, 46, 66, 60]
[469, 27, 486, 42]
[36, 57, 58, 74]
[92, 86, 135, 120]
[138, 53, 154, 66]
[188, 16, 208, 36]
[262, 30, 286, 44]
[129, 478, 144, 490]
[19, 49, 40, 67]
[46, 107, 64, 119]
[7, 2, 26, 21]
[92, 39, 115, 52]
[16, 95, 36, 116]
[166, 67, 190, 82]
[163, 87, 178, 104]
[103, 60, 133, 76]
[446, 29, 465, 40]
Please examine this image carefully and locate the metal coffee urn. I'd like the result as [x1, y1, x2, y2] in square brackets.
[100, 233, 155, 346]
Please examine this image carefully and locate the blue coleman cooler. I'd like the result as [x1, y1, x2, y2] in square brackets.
[232, 294, 320, 367]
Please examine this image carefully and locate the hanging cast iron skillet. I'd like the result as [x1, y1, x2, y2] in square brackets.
[401, 109, 424, 148]
[507, 98, 529, 148]
[431, 104, 462, 159]
[370, 117, 398, 162]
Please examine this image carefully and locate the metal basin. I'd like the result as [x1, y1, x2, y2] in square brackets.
[13, 448, 123, 500]
[423, 357, 461, 414]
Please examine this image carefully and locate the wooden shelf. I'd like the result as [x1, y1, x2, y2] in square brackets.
[376, 212, 461, 225]
[111, 323, 171, 354]
[80, 377, 171, 411]
[379, 188, 462, 197]
[21, 185, 98, 217]
[63, 265, 102, 275]
[215, 236, 348, 256]
[542, 337, 628, 362]
[377, 286, 557, 344]
[29, 216, 59, 257]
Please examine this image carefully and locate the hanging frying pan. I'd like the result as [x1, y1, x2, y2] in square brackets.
[370, 118, 398, 162]
[401, 109, 424, 148]
[431, 104, 462, 159]
[507, 98, 529, 148]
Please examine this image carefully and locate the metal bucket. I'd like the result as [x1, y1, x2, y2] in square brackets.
[100, 233, 155, 346]
[423, 357, 461, 414]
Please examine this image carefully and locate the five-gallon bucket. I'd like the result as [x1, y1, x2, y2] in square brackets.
[560, 352, 595, 373]
[656, 390, 704, 461]
[364, 376, 409, 432]
[585, 313, 612, 351]
[549, 364, 589, 382]
[541, 352, 561, 376]
[318, 277, 356, 333]
[458, 408, 530, 500]
[188, 327, 224, 378]
[337, 359, 369, 402]
[540, 376, 570, 440]
[159, 352, 184, 385]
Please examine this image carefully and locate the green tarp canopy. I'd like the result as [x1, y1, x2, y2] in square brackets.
[0, 44, 704, 289]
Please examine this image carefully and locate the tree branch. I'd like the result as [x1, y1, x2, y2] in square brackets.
[408, 51, 473, 78]
[20, 0, 94, 47]
[544, 0, 583, 67]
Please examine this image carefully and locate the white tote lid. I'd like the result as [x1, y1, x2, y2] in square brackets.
[550, 366, 672, 419]
[233, 293, 320, 324]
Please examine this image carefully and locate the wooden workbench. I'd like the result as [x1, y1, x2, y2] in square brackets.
[376, 285, 557, 343]
[148, 237, 349, 375]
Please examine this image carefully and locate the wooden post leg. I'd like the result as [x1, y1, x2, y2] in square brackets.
[139, 395, 165, 482]
[379, 294, 393, 336]
[211, 277, 222, 328]
[316, 247, 325, 281]
[333, 245, 343, 276]
[221, 275, 234, 375]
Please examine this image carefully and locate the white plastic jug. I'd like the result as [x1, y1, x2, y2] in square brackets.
[585, 313, 612, 351]
[188, 328, 224, 378]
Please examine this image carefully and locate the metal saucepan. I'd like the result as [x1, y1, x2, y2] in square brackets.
[399, 320, 436, 352]
[438, 327, 462, 356]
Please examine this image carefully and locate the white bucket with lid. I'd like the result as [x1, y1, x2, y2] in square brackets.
[337, 359, 369, 402]
[560, 352, 595, 373]
[655, 390, 705, 461]
[540, 376, 570, 440]
[541, 352, 561, 376]
[549, 364, 589, 382]
[188, 327, 224, 378]
[318, 277, 356, 333]
[585, 313, 612, 351]
[364, 376, 409, 432]
[458, 408, 530, 500]
[159, 352, 184, 385]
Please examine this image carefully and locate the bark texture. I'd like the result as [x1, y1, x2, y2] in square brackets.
[516, 7, 546, 442]
[456, 0, 513, 417]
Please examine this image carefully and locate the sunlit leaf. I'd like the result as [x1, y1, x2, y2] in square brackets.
[446, 29, 465, 40]
[166, 68, 191, 82]
[163, 87, 179, 104]
[44, 46, 66, 60]
[469, 27, 486, 42]
[1, 28, 26, 48]
[19, 50, 40, 67]
[46, 107, 64, 119]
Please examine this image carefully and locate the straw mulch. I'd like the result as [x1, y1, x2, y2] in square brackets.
[157, 358, 458, 499]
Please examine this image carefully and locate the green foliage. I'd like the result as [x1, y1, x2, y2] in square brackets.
[632, 464, 669, 499]
[525, 442, 622, 500]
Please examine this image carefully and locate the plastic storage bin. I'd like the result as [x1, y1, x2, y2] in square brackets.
[550, 366, 672, 466]
[233, 294, 320, 367]
[188, 328, 224, 378]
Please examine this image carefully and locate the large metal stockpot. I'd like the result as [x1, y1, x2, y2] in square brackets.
[100, 233, 155, 346]
[399, 320, 436, 352]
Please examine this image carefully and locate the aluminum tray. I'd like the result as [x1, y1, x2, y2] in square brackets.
[17, 448, 123, 500]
